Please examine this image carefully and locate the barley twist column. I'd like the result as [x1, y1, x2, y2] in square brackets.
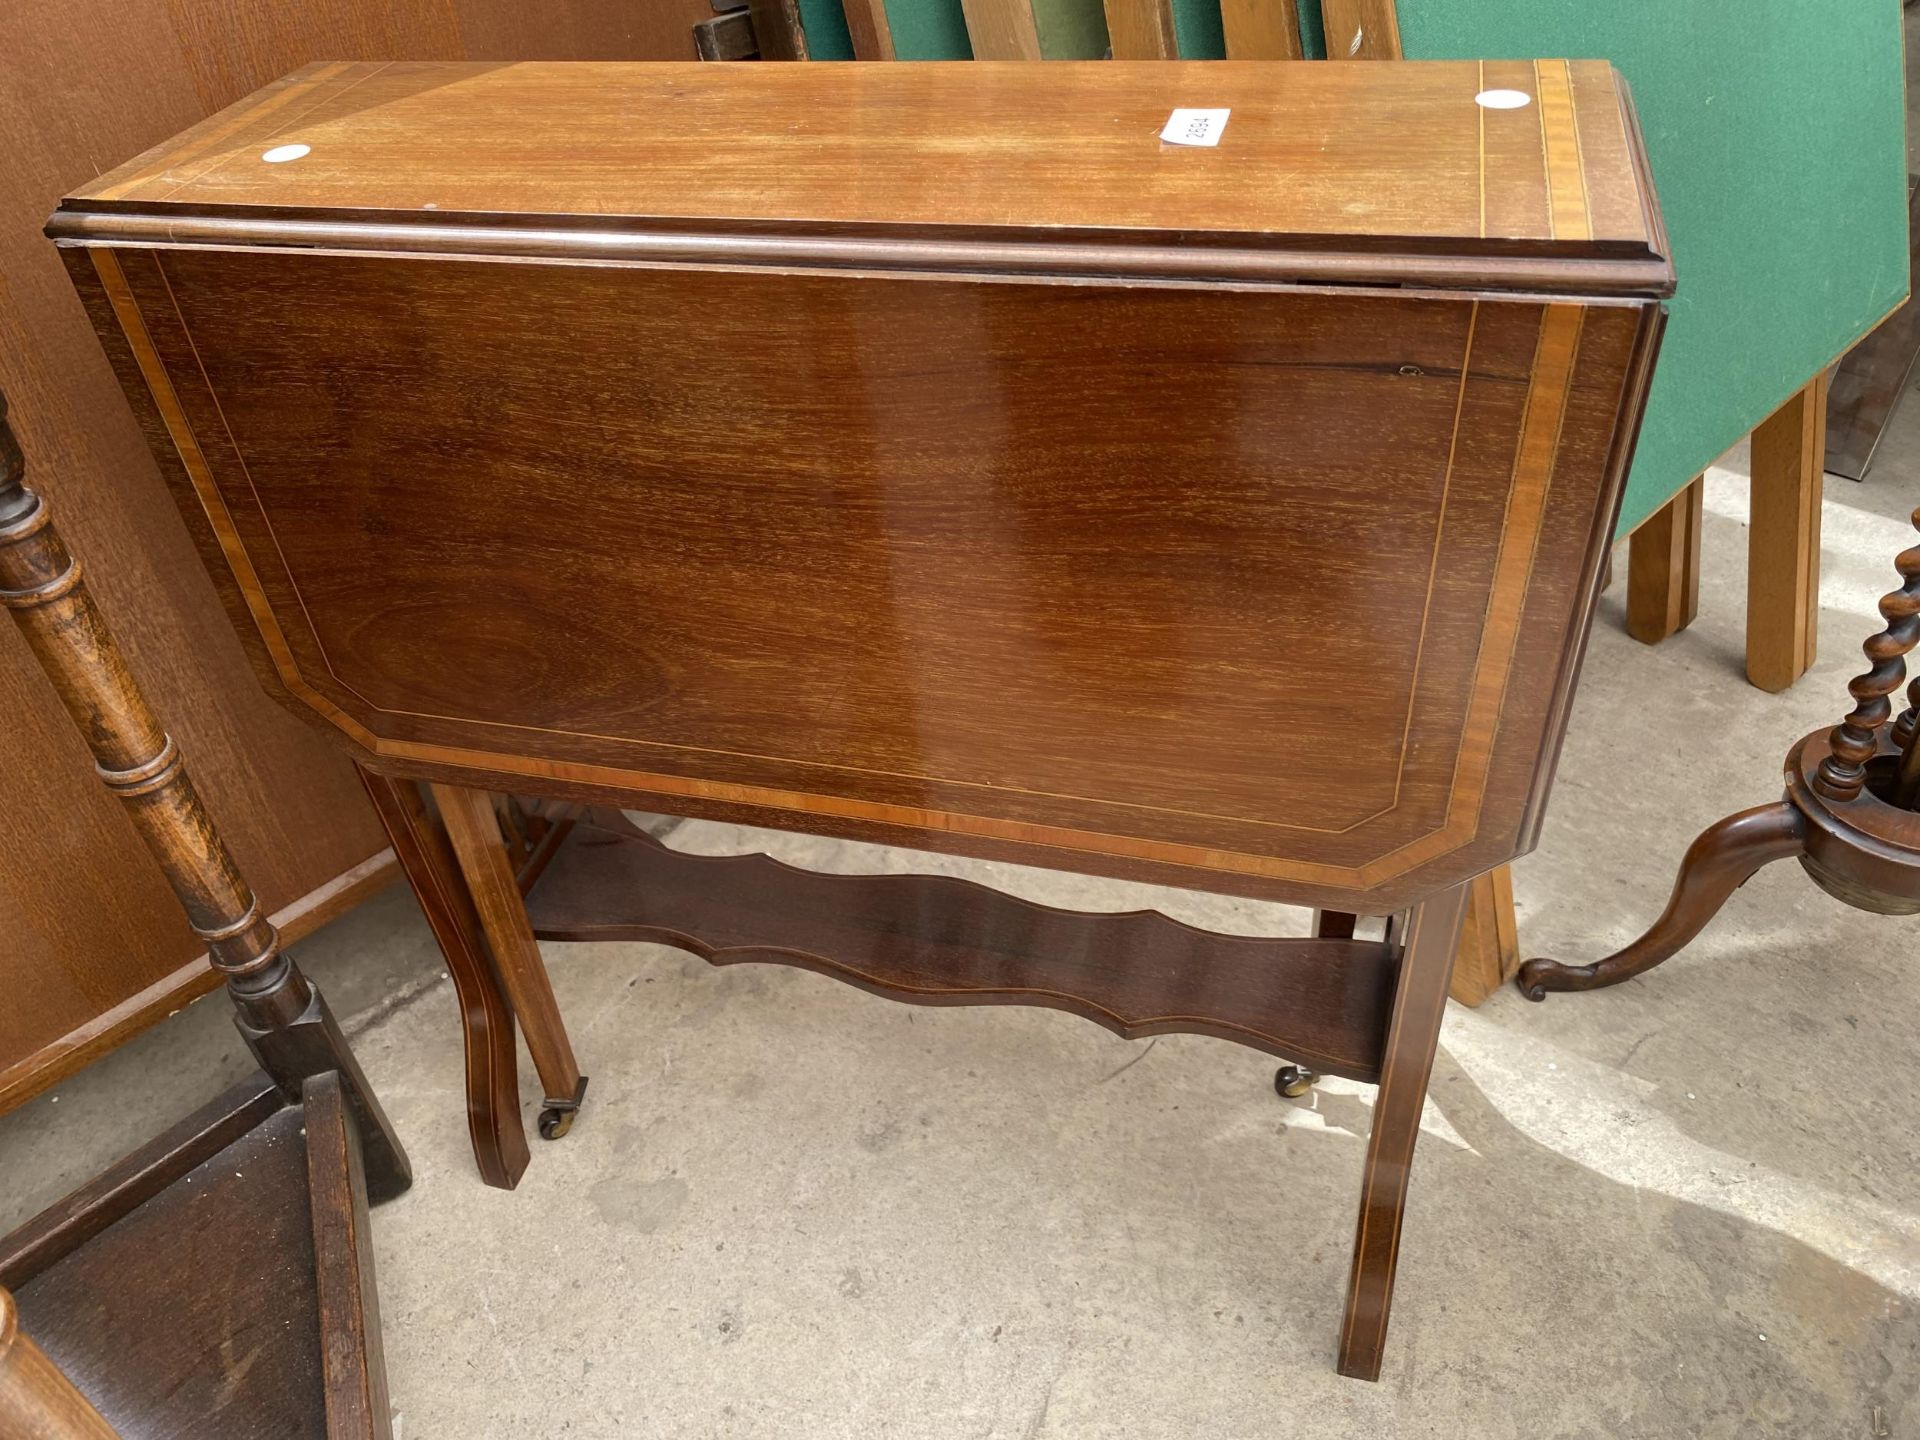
[1812, 506, 1920, 802]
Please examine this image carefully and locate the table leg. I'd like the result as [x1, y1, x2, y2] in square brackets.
[359, 772, 529, 1189]
[1336, 880, 1469, 1381]
[1445, 865, 1519, 1007]
[1748, 374, 1830, 692]
[432, 783, 589, 1141]
[1626, 475, 1703, 645]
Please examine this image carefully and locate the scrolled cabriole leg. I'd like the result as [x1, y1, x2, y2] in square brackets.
[1516, 803, 1807, 1000]
[0, 392, 409, 1200]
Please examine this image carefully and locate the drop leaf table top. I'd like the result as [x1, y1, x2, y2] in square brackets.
[52, 59, 1669, 1381]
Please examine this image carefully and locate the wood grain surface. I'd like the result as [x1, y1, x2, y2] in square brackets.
[1103, 0, 1176, 59]
[12, 1103, 329, 1439]
[1748, 374, 1829, 692]
[86, 230, 1659, 910]
[0, 1287, 121, 1440]
[526, 817, 1400, 1080]
[66, 60, 1660, 261]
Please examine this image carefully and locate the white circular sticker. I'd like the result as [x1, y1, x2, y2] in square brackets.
[1474, 89, 1533, 110]
[261, 143, 311, 163]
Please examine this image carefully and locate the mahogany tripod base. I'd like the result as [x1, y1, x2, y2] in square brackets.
[1519, 728, 1920, 999]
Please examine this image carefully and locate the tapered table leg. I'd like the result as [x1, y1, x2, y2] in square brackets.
[1336, 881, 1470, 1381]
[432, 783, 589, 1140]
[1517, 802, 1808, 1000]
[360, 772, 530, 1190]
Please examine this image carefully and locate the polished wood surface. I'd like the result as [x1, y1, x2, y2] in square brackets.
[0, 0, 718, 1117]
[1747, 374, 1830, 692]
[1626, 473, 1703, 645]
[65, 60, 1662, 270]
[1, 387, 403, 1436]
[0, 0, 609, 1124]
[527, 815, 1399, 1080]
[957, 0, 1043, 58]
[74, 242, 1659, 913]
[1813, 505, 1920, 803]
[1102, 0, 1176, 59]
[839, 0, 898, 58]
[1519, 803, 1809, 998]
[59, 60, 1669, 1380]
[0, 1288, 121, 1440]
[1219, 0, 1302, 60]
[1336, 879, 1468, 1380]
[433, 784, 586, 1124]
[1318, 0, 1402, 61]
[359, 773, 529, 1189]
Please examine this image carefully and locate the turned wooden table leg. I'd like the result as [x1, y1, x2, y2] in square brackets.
[432, 782, 589, 1140]
[0, 395, 408, 1199]
[360, 772, 530, 1190]
[1517, 802, 1807, 999]
[0, 1288, 120, 1439]
[1337, 880, 1470, 1382]
[1748, 374, 1830, 692]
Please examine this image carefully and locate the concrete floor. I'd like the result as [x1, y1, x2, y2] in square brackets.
[3, 443, 1915, 1440]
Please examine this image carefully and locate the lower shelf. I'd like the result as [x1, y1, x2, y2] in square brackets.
[524, 817, 1398, 1083]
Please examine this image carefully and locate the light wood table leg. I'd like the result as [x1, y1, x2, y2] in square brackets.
[1626, 475, 1703, 644]
[432, 782, 588, 1140]
[1446, 865, 1519, 1007]
[1315, 864, 1516, 1009]
[1748, 374, 1830, 692]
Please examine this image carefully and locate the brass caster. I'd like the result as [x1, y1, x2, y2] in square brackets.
[1274, 1064, 1318, 1099]
[537, 1074, 589, 1141]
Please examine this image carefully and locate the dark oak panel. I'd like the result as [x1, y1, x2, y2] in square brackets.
[17, 1103, 327, 1439]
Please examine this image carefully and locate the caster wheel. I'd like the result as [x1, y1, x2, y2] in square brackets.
[1274, 1065, 1318, 1099]
[537, 1075, 589, 1141]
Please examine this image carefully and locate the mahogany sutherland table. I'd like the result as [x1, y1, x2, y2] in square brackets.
[52, 59, 1670, 1381]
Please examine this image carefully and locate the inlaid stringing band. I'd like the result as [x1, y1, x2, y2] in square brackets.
[1534, 59, 1592, 243]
